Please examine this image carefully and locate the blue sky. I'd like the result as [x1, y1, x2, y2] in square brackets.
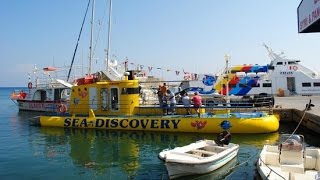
[1, 0, 319, 87]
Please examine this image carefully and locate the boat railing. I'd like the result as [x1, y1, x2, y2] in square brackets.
[66, 97, 273, 116]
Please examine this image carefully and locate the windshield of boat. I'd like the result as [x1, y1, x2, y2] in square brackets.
[279, 134, 304, 144]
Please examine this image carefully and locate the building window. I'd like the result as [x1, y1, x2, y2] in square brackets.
[314, 82, 320, 87]
[302, 83, 311, 87]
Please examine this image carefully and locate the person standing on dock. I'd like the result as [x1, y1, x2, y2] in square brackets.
[192, 91, 202, 117]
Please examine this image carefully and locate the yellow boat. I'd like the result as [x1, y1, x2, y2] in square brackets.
[34, 74, 279, 133]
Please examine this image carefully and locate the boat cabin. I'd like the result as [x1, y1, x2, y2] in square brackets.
[69, 75, 140, 116]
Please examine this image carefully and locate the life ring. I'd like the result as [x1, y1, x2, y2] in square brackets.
[58, 104, 67, 113]
[28, 82, 32, 89]
[293, 66, 298, 71]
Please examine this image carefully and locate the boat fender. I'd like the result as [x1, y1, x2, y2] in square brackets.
[28, 82, 32, 89]
[58, 104, 67, 113]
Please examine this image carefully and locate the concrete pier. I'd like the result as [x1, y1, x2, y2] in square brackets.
[273, 96, 320, 133]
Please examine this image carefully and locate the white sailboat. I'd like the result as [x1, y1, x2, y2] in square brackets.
[10, 0, 96, 113]
[10, 65, 72, 112]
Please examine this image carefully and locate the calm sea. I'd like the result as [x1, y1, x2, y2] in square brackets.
[1, 87, 319, 180]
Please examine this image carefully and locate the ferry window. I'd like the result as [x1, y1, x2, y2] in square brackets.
[314, 82, 320, 87]
[231, 70, 239, 74]
[288, 61, 296, 65]
[302, 83, 311, 87]
[110, 88, 119, 110]
[262, 83, 272, 87]
[276, 62, 283, 65]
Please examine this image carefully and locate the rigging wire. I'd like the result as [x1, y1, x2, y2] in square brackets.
[67, 0, 91, 82]
[92, 0, 109, 59]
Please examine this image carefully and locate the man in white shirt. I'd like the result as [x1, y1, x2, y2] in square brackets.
[166, 90, 176, 115]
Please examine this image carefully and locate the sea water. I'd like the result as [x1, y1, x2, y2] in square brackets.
[0, 87, 320, 180]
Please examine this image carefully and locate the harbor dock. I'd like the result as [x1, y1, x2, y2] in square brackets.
[273, 96, 320, 134]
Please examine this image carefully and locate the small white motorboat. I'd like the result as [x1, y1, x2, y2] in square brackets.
[257, 134, 320, 180]
[159, 139, 239, 179]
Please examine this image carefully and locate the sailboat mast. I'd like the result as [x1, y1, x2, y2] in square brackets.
[106, 0, 112, 71]
[88, 0, 95, 75]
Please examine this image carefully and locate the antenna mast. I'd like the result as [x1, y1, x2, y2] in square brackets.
[88, 0, 95, 74]
[106, 0, 112, 71]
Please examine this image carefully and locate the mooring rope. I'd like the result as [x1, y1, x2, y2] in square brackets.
[258, 155, 286, 180]
[255, 99, 313, 180]
[286, 99, 311, 142]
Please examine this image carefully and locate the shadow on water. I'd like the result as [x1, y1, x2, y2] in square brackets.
[13, 107, 320, 179]
[28, 127, 285, 179]
[174, 157, 238, 180]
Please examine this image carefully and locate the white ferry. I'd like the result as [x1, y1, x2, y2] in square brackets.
[214, 44, 320, 96]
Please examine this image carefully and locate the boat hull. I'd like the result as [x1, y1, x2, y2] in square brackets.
[159, 140, 239, 179]
[166, 150, 238, 179]
[37, 112, 279, 133]
[17, 100, 68, 112]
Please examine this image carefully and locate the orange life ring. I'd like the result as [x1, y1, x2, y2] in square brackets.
[58, 104, 67, 113]
[28, 82, 32, 89]
[293, 66, 298, 71]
